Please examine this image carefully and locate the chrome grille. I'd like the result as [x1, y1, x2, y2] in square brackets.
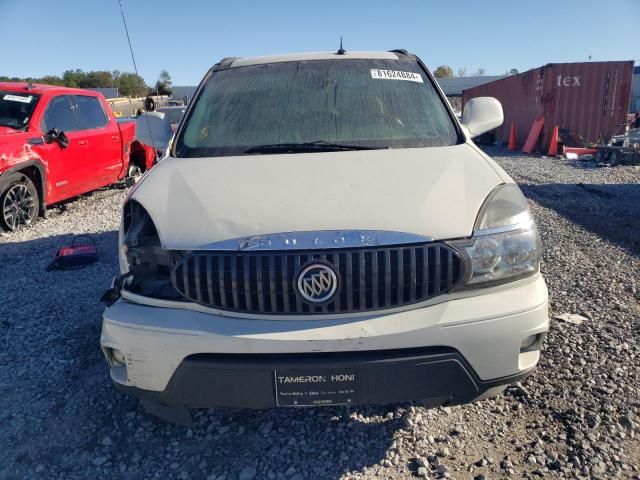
[171, 243, 465, 315]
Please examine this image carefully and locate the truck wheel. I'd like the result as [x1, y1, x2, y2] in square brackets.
[0, 173, 40, 231]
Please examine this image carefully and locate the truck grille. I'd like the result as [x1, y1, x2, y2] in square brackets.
[170, 243, 465, 315]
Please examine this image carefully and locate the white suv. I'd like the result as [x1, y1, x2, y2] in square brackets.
[101, 49, 548, 421]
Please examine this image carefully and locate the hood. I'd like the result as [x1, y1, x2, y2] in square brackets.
[131, 144, 505, 250]
[0, 126, 22, 136]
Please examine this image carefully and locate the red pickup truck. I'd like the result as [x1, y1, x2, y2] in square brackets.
[0, 82, 154, 231]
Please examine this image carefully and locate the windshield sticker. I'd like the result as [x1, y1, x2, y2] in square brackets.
[370, 69, 423, 83]
[3, 94, 33, 103]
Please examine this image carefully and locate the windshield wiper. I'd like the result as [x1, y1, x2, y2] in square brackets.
[245, 140, 389, 154]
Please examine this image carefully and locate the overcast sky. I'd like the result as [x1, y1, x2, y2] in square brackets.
[1, 0, 638, 85]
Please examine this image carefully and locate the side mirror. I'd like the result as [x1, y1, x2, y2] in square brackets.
[135, 112, 173, 152]
[44, 128, 70, 148]
[461, 97, 503, 138]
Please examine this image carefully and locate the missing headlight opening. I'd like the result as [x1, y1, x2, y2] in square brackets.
[122, 200, 183, 301]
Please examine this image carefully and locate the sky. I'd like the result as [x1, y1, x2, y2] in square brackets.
[1, 0, 638, 86]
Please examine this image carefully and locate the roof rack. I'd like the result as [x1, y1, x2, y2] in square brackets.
[211, 57, 240, 72]
[389, 49, 416, 62]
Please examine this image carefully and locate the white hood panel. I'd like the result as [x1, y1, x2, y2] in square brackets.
[131, 144, 504, 249]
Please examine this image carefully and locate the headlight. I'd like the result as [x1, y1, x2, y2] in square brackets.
[450, 184, 541, 287]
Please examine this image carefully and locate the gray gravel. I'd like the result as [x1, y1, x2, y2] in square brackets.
[1, 148, 639, 480]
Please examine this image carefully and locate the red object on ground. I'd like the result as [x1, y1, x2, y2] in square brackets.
[462, 61, 634, 149]
[563, 147, 598, 156]
[0, 82, 153, 213]
[547, 125, 559, 156]
[47, 243, 98, 270]
[507, 123, 517, 150]
[522, 118, 545, 154]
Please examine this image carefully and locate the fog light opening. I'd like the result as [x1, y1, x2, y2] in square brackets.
[110, 348, 126, 366]
[520, 332, 546, 352]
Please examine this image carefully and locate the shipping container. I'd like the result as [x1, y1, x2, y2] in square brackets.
[462, 61, 634, 151]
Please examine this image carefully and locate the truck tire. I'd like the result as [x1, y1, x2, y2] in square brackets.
[0, 172, 40, 231]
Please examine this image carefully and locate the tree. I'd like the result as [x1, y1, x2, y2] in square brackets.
[82, 71, 114, 88]
[433, 65, 454, 78]
[508, 68, 519, 75]
[457, 67, 468, 77]
[38, 75, 64, 86]
[62, 69, 85, 87]
[473, 68, 486, 77]
[118, 72, 148, 97]
[154, 69, 173, 95]
[159, 69, 172, 87]
[2, 69, 143, 95]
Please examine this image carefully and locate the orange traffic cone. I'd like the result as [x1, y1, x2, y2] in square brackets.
[547, 125, 559, 156]
[507, 123, 517, 150]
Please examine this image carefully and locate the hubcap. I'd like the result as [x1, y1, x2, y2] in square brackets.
[3, 183, 36, 230]
[128, 164, 142, 178]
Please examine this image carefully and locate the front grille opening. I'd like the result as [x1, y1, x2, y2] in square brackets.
[170, 243, 465, 315]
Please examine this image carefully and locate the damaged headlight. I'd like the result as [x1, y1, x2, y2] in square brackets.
[450, 184, 541, 287]
[120, 200, 183, 300]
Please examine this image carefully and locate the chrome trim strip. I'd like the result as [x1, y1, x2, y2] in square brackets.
[473, 220, 534, 237]
[197, 230, 433, 251]
[118, 272, 544, 322]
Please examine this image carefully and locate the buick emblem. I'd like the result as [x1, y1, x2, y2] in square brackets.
[297, 263, 338, 304]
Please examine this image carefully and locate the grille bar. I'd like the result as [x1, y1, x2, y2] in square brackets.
[172, 243, 465, 315]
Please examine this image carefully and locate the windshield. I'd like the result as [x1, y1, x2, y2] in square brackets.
[175, 59, 458, 157]
[0, 91, 40, 129]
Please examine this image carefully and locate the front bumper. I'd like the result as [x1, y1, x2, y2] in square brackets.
[101, 275, 548, 408]
[113, 348, 535, 409]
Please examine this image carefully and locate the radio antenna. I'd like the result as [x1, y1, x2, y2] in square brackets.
[117, 0, 158, 160]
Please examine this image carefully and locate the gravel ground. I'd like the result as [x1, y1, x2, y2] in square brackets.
[1, 148, 638, 480]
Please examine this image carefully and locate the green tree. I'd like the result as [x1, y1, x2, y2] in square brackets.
[154, 69, 172, 95]
[119, 72, 148, 97]
[62, 69, 86, 87]
[508, 68, 519, 75]
[37, 75, 64, 86]
[433, 65, 454, 78]
[82, 71, 114, 88]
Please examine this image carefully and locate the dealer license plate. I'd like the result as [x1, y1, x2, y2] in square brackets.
[274, 367, 364, 406]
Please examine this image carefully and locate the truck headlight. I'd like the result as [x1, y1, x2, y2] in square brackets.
[450, 184, 541, 287]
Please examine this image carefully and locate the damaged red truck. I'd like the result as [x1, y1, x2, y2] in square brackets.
[0, 82, 154, 231]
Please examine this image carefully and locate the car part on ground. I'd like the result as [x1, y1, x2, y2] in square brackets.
[45, 234, 98, 271]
